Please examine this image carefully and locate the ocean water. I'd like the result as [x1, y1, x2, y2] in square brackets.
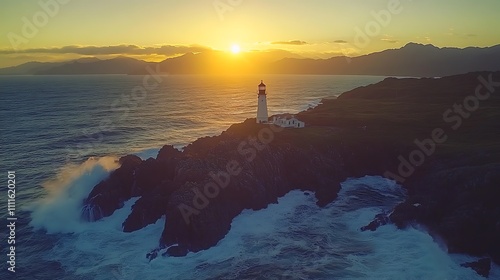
[0, 74, 497, 279]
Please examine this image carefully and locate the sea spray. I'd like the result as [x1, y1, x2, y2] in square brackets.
[37, 175, 489, 279]
[30, 156, 120, 233]
[1, 75, 394, 279]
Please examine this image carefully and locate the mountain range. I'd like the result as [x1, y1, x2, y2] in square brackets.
[1, 43, 499, 77]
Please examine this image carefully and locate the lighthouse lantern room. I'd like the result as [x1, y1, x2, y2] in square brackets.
[256, 80, 269, 123]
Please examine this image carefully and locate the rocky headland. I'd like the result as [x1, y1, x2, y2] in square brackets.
[81, 71, 500, 277]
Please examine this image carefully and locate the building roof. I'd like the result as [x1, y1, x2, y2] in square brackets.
[273, 113, 300, 120]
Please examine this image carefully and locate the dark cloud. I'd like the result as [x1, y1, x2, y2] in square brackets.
[271, 40, 308, 45]
[333, 40, 348, 44]
[0, 44, 211, 56]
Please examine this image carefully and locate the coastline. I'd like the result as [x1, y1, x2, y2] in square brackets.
[80, 71, 500, 276]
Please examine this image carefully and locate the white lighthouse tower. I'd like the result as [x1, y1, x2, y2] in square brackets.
[256, 80, 269, 123]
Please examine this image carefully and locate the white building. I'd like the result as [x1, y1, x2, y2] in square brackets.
[256, 80, 269, 123]
[272, 114, 305, 128]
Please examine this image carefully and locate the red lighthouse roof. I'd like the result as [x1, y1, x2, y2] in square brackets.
[258, 80, 266, 95]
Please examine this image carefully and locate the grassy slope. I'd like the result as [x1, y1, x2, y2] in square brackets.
[294, 72, 500, 158]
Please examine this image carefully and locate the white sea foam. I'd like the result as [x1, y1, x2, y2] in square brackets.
[306, 98, 323, 109]
[32, 167, 492, 279]
[30, 156, 119, 234]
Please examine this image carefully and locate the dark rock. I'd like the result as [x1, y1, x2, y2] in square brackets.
[157, 145, 182, 160]
[361, 212, 391, 231]
[132, 157, 171, 196]
[164, 245, 189, 257]
[123, 180, 176, 232]
[315, 181, 341, 207]
[390, 163, 500, 264]
[146, 248, 159, 262]
[119, 154, 143, 168]
[81, 155, 142, 221]
[82, 71, 500, 263]
[461, 258, 491, 278]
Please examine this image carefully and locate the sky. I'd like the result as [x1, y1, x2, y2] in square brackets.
[0, 0, 499, 67]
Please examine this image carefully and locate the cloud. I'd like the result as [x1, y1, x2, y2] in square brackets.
[380, 34, 398, 44]
[381, 38, 398, 43]
[446, 32, 478, 38]
[0, 44, 211, 56]
[271, 40, 308, 45]
[333, 40, 348, 44]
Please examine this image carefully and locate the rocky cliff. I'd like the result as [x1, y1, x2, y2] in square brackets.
[81, 71, 500, 276]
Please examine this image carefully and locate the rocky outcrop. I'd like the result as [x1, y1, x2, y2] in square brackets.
[81, 155, 142, 221]
[81, 119, 396, 253]
[390, 160, 500, 265]
[361, 212, 391, 232]
[461, 258, 492, 278]
[81, 71, 500, 274]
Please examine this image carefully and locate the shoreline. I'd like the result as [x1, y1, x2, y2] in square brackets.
[79, 71, 500, 276]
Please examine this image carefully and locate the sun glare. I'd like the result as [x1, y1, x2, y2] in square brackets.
[231, 44, 241, 54]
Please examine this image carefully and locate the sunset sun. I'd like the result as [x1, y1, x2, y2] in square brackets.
[231, 44, 241, 54]
[2, 1, 500, 278]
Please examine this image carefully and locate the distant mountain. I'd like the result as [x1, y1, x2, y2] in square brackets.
[1, 43, 499, 76]
[37, 56, 151, 75]
[141, 43, 500, 76]
[269, 43, 500, 77]
[0, 57, 151, 75]
[0, 61, 65, 75]
[74, 57, 101, 64]
[154, 49, 304, 75]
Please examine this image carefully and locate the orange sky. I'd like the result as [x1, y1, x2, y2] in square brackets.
[1, 0, 499, 67]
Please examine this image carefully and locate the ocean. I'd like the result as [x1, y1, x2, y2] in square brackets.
[0, 74, 497, 279]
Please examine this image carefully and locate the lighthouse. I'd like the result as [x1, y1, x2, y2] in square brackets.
[256, 80, 269, 123]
